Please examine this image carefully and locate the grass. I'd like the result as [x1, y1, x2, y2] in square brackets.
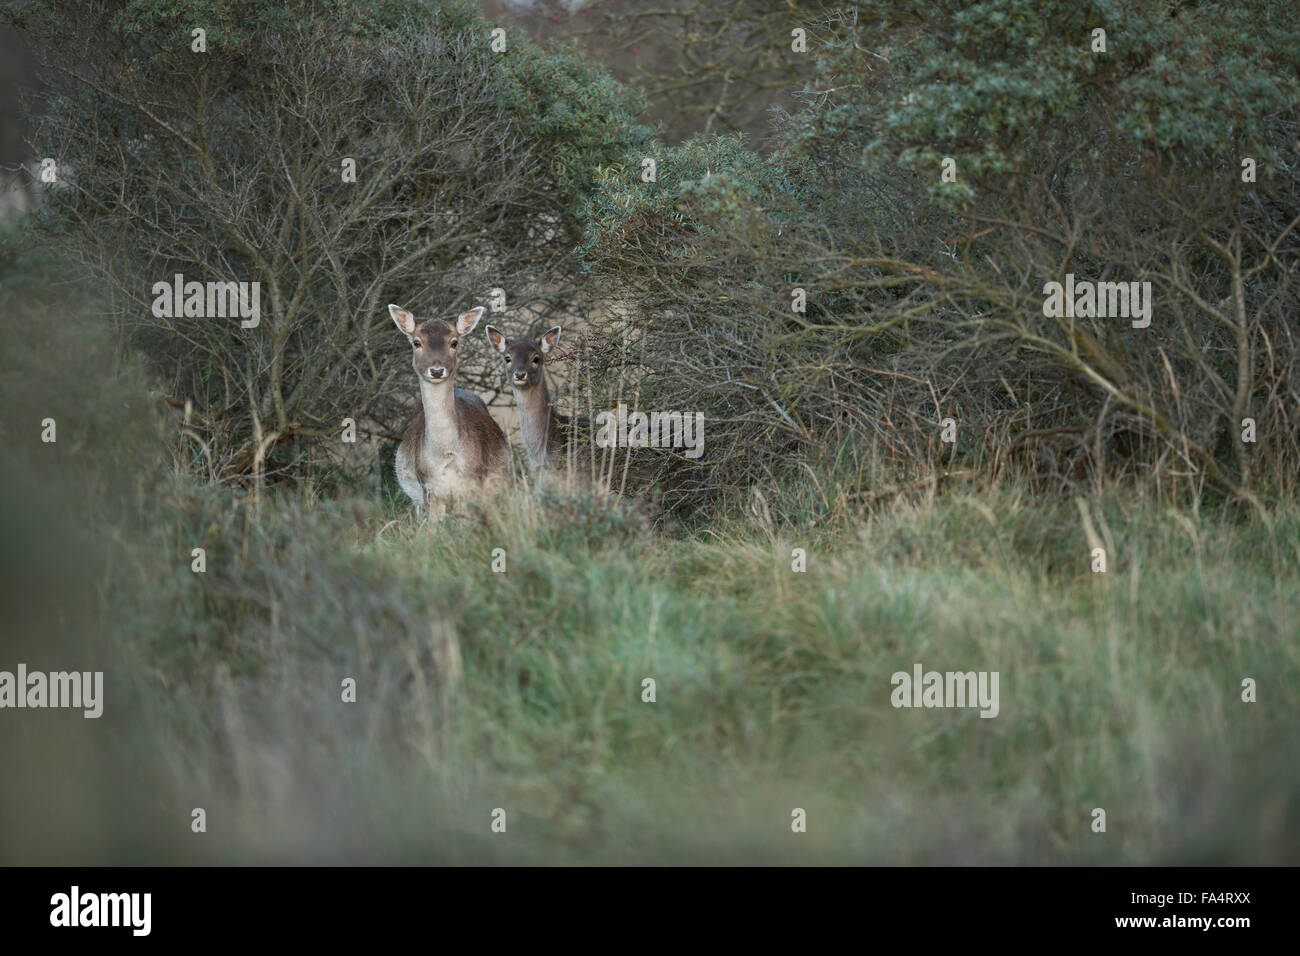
[2, 229, 1297, 865]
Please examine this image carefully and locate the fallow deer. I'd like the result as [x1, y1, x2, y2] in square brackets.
[485, 324, 587, 486]
[390, 303, 508, 517]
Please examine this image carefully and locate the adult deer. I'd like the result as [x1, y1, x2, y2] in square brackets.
[390, 303, 508, 517]
[485, 324, 587, 486]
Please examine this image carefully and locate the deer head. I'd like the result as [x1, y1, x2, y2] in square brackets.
[485, 324, 561, 390]
[389, 304, 485, 385]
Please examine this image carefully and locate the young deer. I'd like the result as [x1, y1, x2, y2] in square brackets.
[485, 324, 583, 485]
[390, 303, 508, 517]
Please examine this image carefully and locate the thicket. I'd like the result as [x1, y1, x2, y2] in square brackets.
[7, 0, 649, 479]
[9, 0, 1298, 518]
[573, 0, 1300, 515]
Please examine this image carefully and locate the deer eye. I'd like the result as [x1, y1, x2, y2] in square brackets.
[450, 339, 458, 349]
[532, 356, 541, 366]
[412, 340, 421, 349]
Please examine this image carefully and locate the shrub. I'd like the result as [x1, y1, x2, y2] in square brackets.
[9, 0, 649, 479]
[576, 0, 1300, 517]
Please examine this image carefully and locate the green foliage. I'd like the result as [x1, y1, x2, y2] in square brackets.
[6, 0, 650, 209]
[579, 134, 796, 262]
[818, 0, 1300, 184]
[573, 0, 1300, 515]
[5, 0, 443, 55]
[495, 39, 653, 210]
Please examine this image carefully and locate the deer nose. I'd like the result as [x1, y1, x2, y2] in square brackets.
[428, 365, 447, 379]
[513, 371, 527, 382]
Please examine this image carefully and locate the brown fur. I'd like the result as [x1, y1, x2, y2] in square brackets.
[486, 324, 592, 487]
[391, 304, 508, 514]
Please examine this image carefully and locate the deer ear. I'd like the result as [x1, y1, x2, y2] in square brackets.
[485, 325, 507, 354]
[540, 325, 562, 354]
[389, 304, 416, 335]
[456, 306, 486, 336]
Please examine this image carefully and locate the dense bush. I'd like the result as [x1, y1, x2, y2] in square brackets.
[576, 0, 1300, 515]
[9, 0, 1299, 513]
[8, 0, 649, 478]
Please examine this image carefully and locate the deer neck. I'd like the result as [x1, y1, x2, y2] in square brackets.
[418, 378, 460, 459]
[514, 376, 557, 471]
